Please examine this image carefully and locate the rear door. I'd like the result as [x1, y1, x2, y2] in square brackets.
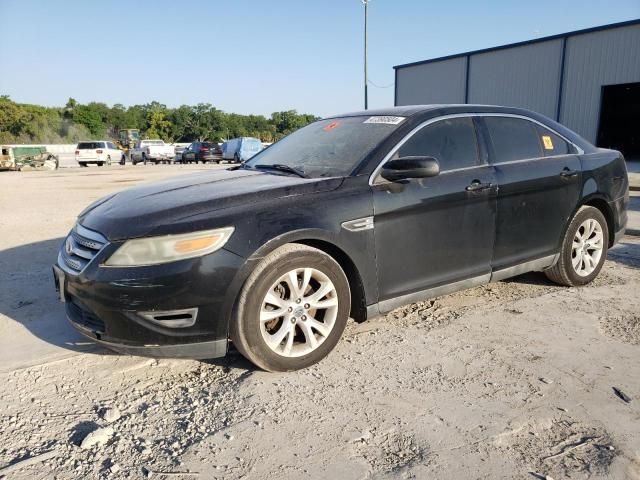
[479, 115, 582, 269]
[372, 116, 497, 303]
[77, 142, 101, 161]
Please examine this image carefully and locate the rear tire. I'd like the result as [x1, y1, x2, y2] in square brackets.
[97, 162, 104, 167]
[79, 162, 87, 167]
[545, 206, 609, 287]
[230, 244, 350, 372]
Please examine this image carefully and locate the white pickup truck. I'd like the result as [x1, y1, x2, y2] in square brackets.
[130, 140, 175, 165]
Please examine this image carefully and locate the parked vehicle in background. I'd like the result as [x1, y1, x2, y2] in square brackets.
[1, 145, 59, 171]
[117, 129, 140, 164]
[130, 140, 175, 165]
[53, 105, 629, 371]
[76, 141, 121, 167]
[182, 142, 222, 163]
[173, 143, 191, 163]
[222, 137, 263, 162]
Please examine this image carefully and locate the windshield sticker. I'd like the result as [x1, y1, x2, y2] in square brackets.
[542, 135, 554, 150]
[323, 121, 340, 132]
[364, 116, 405, 125]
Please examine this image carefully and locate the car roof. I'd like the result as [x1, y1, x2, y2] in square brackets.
[325, 104, 550, 119]
[325, 104, 596, 152]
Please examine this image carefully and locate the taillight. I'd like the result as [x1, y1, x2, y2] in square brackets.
[75, 150, 79, 155]
[96, 149, 103, 154]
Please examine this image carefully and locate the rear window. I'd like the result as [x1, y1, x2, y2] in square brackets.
[485, 117, 543, 163]
[78, 142, 105, 149]
[144, 140, 164, 146]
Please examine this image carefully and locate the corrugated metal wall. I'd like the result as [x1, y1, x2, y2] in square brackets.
[395, 22, 640, 144]
[560, 24, 640, 142]
[467, 39, 563, 119]
[395, 57, 466, 105]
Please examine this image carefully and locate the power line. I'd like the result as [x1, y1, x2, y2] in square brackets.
[367, 79, 395, 89]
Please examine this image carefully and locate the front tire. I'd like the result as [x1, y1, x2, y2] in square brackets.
[230, 244, 350, 372]
[545, 206, 608, 286]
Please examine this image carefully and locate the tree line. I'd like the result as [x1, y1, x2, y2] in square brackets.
[0, 95, 319, 145]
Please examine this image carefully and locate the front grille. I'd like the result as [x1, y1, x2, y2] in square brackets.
[59, 224, 107, 274]
[66, 300, 106, 333]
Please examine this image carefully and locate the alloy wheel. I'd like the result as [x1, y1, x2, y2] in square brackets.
[571, 218, 604, 277]
[259, 267, 338, 357]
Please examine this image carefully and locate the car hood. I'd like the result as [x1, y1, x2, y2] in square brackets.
[79, 169, 344, 240]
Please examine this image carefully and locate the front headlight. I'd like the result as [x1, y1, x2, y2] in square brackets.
[105, 227, 234, 266]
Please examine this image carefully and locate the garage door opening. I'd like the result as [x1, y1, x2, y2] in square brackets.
[597, 82, 640, 158]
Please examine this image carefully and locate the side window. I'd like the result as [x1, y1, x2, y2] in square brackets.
[396, 117, 480, 171]
[535, 125, 574, 156]
[485, 117, 543, 163]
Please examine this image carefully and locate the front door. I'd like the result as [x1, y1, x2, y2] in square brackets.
[372, 116, 497, 304]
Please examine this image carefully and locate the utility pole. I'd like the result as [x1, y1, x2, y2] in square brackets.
[363, 0, 369, 110]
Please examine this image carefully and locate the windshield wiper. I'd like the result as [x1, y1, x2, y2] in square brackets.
[255, 164, 309, 178]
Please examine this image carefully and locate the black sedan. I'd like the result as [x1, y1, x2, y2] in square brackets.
[53, 105, 629, 371]
[181, 142, 222, 163]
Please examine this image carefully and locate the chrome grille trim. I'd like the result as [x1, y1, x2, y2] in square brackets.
[58, 224, 108, 275]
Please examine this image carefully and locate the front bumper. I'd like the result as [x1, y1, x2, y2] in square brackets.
[54, 234, 247, 359]
[69, 320, 227, 359]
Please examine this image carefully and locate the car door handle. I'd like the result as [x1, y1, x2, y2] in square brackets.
[465, 180, 493, 192]
[560, 168, 579, 178]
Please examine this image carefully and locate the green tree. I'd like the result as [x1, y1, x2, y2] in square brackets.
[145, 108, 173, 141]
[72, 105, 105, 137]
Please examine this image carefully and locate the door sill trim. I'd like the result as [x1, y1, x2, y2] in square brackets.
[490, 254, 558, 282]
[370, 273, 491, 316]
[366, 254, 559, 319]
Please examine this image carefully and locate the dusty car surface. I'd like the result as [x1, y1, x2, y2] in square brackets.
[53, 105, 629, 371]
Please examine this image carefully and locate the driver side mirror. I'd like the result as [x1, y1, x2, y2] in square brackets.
[381, 156, 440, 182]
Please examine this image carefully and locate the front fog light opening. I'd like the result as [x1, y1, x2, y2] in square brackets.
[138, 308, 198, 328]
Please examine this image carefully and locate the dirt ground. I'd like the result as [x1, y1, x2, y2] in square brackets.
[0, 166, 639, 480]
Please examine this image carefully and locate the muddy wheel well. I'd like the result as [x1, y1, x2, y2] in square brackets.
[294, 239, 368, 322]
[583, 198, 615, 247]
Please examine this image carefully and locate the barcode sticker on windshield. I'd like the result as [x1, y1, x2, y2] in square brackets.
[363, 116, 405, 125]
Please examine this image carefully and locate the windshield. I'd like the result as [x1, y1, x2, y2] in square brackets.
[244, 116, 404, 177]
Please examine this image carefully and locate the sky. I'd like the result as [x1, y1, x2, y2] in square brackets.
[0, 0, 638, 118]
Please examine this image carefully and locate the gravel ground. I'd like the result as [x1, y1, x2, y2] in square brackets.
[0, 166, 639, 479]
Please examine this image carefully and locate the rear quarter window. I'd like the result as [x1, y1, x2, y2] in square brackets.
[485, 117, 543, 163]
[535, 125, 575, 156]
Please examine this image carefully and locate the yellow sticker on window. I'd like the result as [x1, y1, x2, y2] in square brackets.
[542, 135, 554, 150]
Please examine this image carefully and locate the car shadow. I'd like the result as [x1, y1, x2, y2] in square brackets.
[0, 237, 111, 368]
[608, 239, 640, 269]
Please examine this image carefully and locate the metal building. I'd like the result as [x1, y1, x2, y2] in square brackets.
[394, 19, 640, 157]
